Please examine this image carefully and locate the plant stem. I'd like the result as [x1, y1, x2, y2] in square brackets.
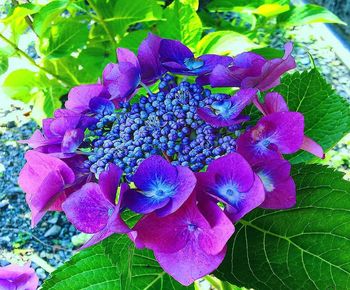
[0, 33, 71, 87]
[86, 0, 116, 47]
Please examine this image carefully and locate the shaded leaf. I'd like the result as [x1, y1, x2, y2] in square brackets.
[118, 30, 149, 54]
[39, 19, 88, 58]
[216, 164, 350, 289]
[0, 52, 9, 75]
[42, 234, 193, 290]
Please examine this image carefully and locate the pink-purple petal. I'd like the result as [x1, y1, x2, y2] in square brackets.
[61, 128, 84, 153]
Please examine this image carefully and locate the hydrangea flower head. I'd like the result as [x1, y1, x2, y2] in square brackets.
[18, 34, 325, 286]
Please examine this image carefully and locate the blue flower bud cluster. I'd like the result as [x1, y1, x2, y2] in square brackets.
[85, 75, 240, 178]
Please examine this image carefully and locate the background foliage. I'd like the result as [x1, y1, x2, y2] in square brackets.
[0, 0, 345, 122]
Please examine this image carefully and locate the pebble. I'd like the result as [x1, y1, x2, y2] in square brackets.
[44, 225, 62, 238]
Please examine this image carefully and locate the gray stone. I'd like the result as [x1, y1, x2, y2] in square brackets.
[44, 225, 62, 238]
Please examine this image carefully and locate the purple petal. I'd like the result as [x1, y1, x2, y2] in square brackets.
[104, 62, 141, 101]
[132, 155, 177, 191]
[159, 39, 193, 72]
[61, 128, 84, 153]
[242, 42, 296, 91]
[50, 113, 81, 137]
[18, 151, 75, 226]
[209, 64, 239, 87]
[123, 189, 170, 214]
[197, 88, 256, 127]
[301, 136, 325, 159]
[117, 47, 140, 68]
[196, 54, 233, 74]
[65, 84, 107, 113]
[205, 153, 255, 193]
[89, 97, 115, 115]
[253, 158, 296, 209]
[156, 165, 196, 217]
[237, 111, 304, 162]
[198, 198, 234, 255]
[18, 130, 62, 149]
[62, 183, 113, 233]
[138, 33, 164, 85]
[224, 174, 265, 222]
[0, 263, 38, 290]
[99, 163, 123, 204]
[255, 92, 289, 115]
[155, 245, 226, 286]
[42, 118, 56, 138]
[133, 193, 209, 254]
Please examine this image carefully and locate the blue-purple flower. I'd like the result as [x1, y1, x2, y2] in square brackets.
[159, 38, 232, 75]
[123, 155, 196, 216]
[197, 88, 257, 127]
[202, 42, 296, 91]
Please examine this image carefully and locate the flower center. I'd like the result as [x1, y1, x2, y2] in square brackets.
[257, 171, 275, 192]
[184, 58, 204, 70]
[85, 76, 240, 178]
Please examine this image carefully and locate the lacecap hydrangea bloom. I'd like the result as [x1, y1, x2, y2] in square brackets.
[18, 33, 324, 286]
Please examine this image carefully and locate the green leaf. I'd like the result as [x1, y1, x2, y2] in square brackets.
[88, 0, 162, 38]
[278, 4, 346, 27]
[253, 3, 289, 18]
[0, 52, 9, 75]
[179, 0, 199, 10]
[39, 19, 89, 58]
[206, 0, 290, 12]
[157, 0, 203, 49]
[216, 164, 350, 289]
[3, 69, 39, 102]
[33, 0, 70, 37]
[196, 31, 259, 56]
[118, 30, 149, 54]
[250, 47, 284, 59]
[1, 4, 40, 43]
[42, 234, 193, 290]
[273, 69, 350, 164]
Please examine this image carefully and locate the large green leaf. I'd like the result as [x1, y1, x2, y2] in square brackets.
[273, 69, 350, 164]
[87, 0, 162, 38]
[157, 0, 202, 49]
[118, 30, 150, 54]
[216, 164, 350, 289]
[278, 4, 346, 27]
[42, 234, 193, 290]
[196, 31, 259, 56]
[33, 0, 70, 37]
[206, 0, 289, 12]
[39, 19, 89, 58]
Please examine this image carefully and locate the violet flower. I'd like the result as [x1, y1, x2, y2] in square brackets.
[133, 193, 234, 286]
[65, 83, 109, 114]
[159, 39, 232, 76]
[197, 88, 257, 127]
[123, 155, 196, 216]
[196, 153, 265, 222]
[62, 163, 130, 248]
[18, 150, 76, 226]
[103, 48, 141, 102]
[253, 158, 296, 209]
[205, 42, 296, 91]
[237, 111, 305, 163]
[0, 263, 38, 290]
[254, 92, 324, 158]
[20, 109, 95, 155]
[137, 33, 165, 85]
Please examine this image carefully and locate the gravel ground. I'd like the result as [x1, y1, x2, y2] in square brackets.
[0, 25, 349, 287]
[0, 102, 80, 284]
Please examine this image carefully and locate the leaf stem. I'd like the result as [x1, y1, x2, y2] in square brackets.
[86, 0, 116, 47]
[0, 33, 71, 87]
